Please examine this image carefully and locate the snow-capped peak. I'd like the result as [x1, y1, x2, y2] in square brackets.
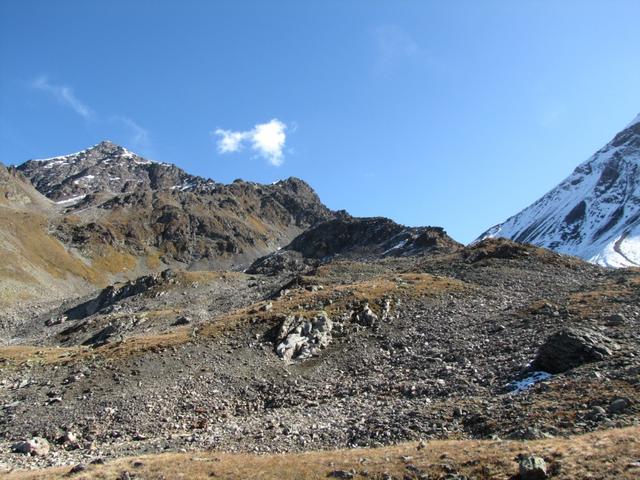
[477, 112, 640, 268]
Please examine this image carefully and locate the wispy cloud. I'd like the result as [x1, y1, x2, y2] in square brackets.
[215, 119, 287, 166]
[31, 76, 94, 119]
[31, 75, 153, 153]
[373, 25, 420, 73]
[113, 115, 151, 150]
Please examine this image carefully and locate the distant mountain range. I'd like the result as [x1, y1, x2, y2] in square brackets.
[0, 141, 335, 307]
[2, 111, 640, 313]
[1, 141, 459, 309]
[478, 113, 640, 267]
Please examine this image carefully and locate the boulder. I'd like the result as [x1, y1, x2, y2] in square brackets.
[608, 397, 631, 414]
[518, 456, 547, 480]
[533, 328, 615, 373]
[605, 313, 626, 326]
[58, 430, 80, 449]
[173, 316, 191, 326]
[82, 324, 118, 346]
[275, 312, 333, 362]
[68, 464, 87, 475]
[12, 437, 50, 456]
[354, 303, 378, 327]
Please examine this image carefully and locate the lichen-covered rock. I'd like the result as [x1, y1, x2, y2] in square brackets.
[275, 313, 333, 362]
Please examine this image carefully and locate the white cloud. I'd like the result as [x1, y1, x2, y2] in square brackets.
[215, 129, 250, 153]
[31, 76, 94, 119]
[215, 119, 287, 166]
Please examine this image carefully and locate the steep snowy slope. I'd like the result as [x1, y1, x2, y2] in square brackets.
[478, 113, 640, 267]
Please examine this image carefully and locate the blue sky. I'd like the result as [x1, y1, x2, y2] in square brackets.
[1, 1, 639, 243]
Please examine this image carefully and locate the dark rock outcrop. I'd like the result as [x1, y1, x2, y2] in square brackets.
[248, 214, 462, 273]
[533, 328, 616, 373]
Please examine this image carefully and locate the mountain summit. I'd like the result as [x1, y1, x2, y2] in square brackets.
[17, 141, 209, 205]
[477, 113, 640, 267]
[2, 143, 334, 303]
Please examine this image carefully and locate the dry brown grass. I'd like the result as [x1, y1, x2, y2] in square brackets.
[0, 327, 192, 368]
[568, 271, 640, 318]
[0, 210, 104, 286]
[176, 271, 245, 283]
[0, 345, 84, 365]
[246, 214, 270, 235]
[144, 249, 163, 270]
[4, 427, 638, 479]
[89, 246, 137, 276]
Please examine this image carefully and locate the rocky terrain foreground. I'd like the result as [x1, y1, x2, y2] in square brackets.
[1, 238, 639, 478]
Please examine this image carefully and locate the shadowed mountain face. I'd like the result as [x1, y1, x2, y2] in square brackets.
[247, 214, 463, 275]
[478, 113, 640, 268]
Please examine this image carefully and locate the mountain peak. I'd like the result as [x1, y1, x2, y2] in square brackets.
[16, 141, 163, 202]
[477, 112, 640, 268]
[626, 112, 640, 129]
[85, 140, 138, 160]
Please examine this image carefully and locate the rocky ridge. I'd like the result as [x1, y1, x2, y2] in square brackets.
[247, 214, 462, 275]
[1, 142, 337, 316]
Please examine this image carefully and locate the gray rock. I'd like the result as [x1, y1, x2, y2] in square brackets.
[58, 430, 79, 445]
[608, 397, 631, 414]
[173, 316, 191, 326]
[518, 455, 548, 480]
[329, 470, 355, 479]
[12, 437, 50, 456]
[605, 313, 626, 325]
[354, 303, 378, 327]
[587, 405, 607, 420]
[68, 463, 87, 475]
[276, 312, 333, 362]
[533, 328, 615, 373]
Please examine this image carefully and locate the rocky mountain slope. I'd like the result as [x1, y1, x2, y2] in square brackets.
[1, 142, 337, 314]
[0, 164, 100, 313]
[17, 141, 334, 269]
[1, 239, 638, 478]
[478, 113, 640, 267]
